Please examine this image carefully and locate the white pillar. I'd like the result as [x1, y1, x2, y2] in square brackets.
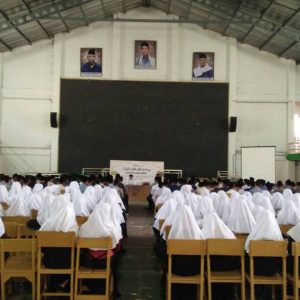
[226, 37, 237, 176]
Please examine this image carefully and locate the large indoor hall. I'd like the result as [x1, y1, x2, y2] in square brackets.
[0, 0, 299, 299]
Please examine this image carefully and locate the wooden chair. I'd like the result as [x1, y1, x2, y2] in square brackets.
[76, 216, 88, 226]
[3, 222, 18, 238]
[206, 239, 245, 300]
[17, 224, 36, 238]
[165, 225, 172, 239]
[0, 239, 36, 300]
[287, 242, 300, 300]
[158, 219, 165, 231]
[246, 240, 288, 300]
[74, 237, 113, 300]
[234, 233, 248, 241]
[154, 204, 163, 214]
[31, 209, 38, 219]
[2, 216, 31, 224]
[167, 239, 206, 300]
[36, 231, 76, 299]
[0, 203, 9, 210]
[280, 224, 293, 235]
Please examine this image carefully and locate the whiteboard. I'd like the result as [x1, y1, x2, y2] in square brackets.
[241, 146, 275, 183]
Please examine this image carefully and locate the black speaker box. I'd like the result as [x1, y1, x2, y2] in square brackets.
[229, 116, 237, 132]
[50, 112, 58, 128]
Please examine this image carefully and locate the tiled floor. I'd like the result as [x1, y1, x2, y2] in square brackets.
[118, 202, 163, 300]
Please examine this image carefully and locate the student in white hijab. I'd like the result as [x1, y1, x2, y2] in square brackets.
[214, 190, 231, 221]
[69, 181, 90, 216]
[8, 181, 22, 204]
[0, 185, 8, 204]
[155, 186, 172, 206]
[39, 195, 78, 232]
[153, 191, 178, 231]
[271, 192, 283, 210]
[79, 201, 122, 296]
[277, 195, 300, 225]
[245, 209, 283, 274]
[180, 184, 193, 205]
[227, 195, 256, 234]
[245, 209, 284, 299]
[194, 195, 215, 226]
[39, 195, 78, 293]
[164, 200, 205, 300]
[32, 183, 43, 193]
[252, 193, 275, 215]
[202, 212, 237, 300]
[293, 193, 300, 210]
[84, 184, 97, 212]
[202, 212, 236, 239]
[6, 193, 30, 216]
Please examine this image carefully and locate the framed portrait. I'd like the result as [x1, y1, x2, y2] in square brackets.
[134, 40, 157, 69]
[192, 52, 214, 80]
[80, 48, 102, 77]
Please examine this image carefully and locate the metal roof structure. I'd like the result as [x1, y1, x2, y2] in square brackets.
[0, 0, 300, 62]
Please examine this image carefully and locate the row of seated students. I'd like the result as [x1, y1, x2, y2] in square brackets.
[153, 190, 300, 300]
[0, 179, 127, 299]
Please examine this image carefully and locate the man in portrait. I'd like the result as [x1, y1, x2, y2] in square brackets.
[135, 41, 156, 69]
[81, 48, 102, 74]
[193, 52, 214, 79]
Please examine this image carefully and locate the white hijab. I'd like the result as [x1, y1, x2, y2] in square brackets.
[271, 192, 283, 210]
[245, 209, 283, 252]
[101, 195, 125, 225]
[180, 184, 193, 205]
[79, 201, 122, 248]
[168, 204, 204, 240]
[277, 196, 300, 225]
[227, 195, 256, 234]
[101, 188, 125, 211]
[153, 191, 178, 230]
[33, 183, 43, 193]
[36, 192, 55, 226]
[0, 185, 8, 203]
[39, 195, 78, 232]
[5, 193, 30, 216]
[69, 181, 90, 216]
[215, 190, 231, 221]
[8, 182, 22, 204]
[84, 185, 97, 212]
[156, 187, 172, 206]
[29, 193, 42, 210]
[293, 193, 300, 210]
[202, 212, 236, 239]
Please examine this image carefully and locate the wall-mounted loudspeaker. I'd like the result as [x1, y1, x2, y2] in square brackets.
[50, 112, 58, 128]
[229, 116, 237, 132]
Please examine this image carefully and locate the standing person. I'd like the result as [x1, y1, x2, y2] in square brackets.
[135, 41, 156, 68]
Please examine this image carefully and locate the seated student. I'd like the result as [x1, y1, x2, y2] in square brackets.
[227, 195, 256, 234]
[245, 209, 283, 300]
[162, 200, 205, 300]
[202, 212, 237, 300]
[79, 201, 122, 297]
[69, 181, 90, 217]
[277, 188, 300, 225]
[39, 194, 78, 292]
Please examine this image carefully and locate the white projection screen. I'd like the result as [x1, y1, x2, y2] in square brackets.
[241, 146, 276, 183]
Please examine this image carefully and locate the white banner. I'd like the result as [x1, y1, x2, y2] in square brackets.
[110, 160, 164, 185]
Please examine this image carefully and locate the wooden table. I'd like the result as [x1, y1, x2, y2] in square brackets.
[127, 184, 151, 201]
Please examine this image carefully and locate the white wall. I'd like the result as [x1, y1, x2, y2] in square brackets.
[0, 7, 298, 180]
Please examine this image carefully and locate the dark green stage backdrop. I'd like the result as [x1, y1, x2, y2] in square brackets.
[59, 79, 229, 177]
